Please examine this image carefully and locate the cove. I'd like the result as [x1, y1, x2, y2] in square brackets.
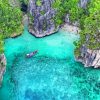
[0, 29, 100, 100]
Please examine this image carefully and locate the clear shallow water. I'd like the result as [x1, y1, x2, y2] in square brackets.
[0, 29, 100, 100]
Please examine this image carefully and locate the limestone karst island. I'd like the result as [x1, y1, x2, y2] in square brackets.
[0, 0, 100, 100]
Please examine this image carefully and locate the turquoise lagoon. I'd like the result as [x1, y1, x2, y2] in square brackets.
[0, 29, 100, 100]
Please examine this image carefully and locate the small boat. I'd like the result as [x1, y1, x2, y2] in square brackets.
[26, 50, 38, 58]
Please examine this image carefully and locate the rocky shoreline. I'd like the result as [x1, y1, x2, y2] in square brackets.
[0, 54, 6, 87]
[76, 45, 100, 68]
[29, 21, 100, 68]
[29, 27, 59, 38]
[29, 22, 80, 37]
[61, 23, 100, 68]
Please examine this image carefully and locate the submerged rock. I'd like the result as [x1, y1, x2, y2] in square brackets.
[0, 54, 6, 87]
[25, 89, 41, 100]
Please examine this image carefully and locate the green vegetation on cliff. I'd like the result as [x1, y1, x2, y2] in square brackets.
[80, 0, 100, 49]
[52, 0, 83, 25]
[36, 0, 42, 6]
[75, 0, 100, 55]
[0, 0, 23, 54]
[52, 0, 100, 56]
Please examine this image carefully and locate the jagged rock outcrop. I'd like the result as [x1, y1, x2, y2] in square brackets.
[0, 54, 6, 87]
[76, 45, 100, 68]
[28, 0, 58, 37]
[79, 0, 89, 8]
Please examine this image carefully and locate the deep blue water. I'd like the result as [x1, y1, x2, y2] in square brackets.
[0, 29, 100, 100]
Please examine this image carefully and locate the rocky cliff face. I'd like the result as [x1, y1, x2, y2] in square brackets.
[0, 54, 6, 87]
[79, 0, 89, 8]
[28, 0, 58, 37]
[76, 45, 100, 68]
[75, 0, 100, 68]
[28, 0, 89, 37]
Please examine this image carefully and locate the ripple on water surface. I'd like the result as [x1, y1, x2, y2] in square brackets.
[0, 29, 100, 100]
